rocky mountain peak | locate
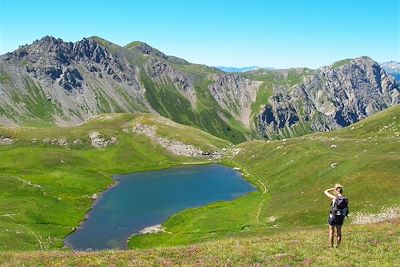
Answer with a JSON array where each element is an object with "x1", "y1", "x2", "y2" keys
[
  {"x1": 35, "y1": 35, "x2": 63, "y2": 47},
  {"x1": 353, "y1": 55, "x2": 376, "y2": 64},
  {"x1": 0, "y1": 36, "x2": 139, "y2": 93},
  {"x1": 349, "y1": 57, "x2": 383, "y2": 76},
  {"x1": 1, "y1": 36, "x2": 111, "y2": 66},
  {"x1": 125, "y1": 41, "x2": 168, "y2": 60},
  {"x1": 257, "y1": 56, "x2": 399, "y2": 139}
]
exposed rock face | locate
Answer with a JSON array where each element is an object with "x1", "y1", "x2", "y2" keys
[
  {"x1": 0, "y1": 36, "x2": 148, "y2": 126},
  {"x1": 6, "y1": 36, "x2": 137, "y2": 87},
  {"x1": 145, "y1": 58, "x2": 197, "y2": 106},
  {"x1": 132, "y1": 42, "x2": 169, "y2": 60},
  {"x1": 257, "y1": 57, "x2": 399, "y2": 138},
  {"x1": 58, "y1": 68, "x2": 83, "y2": 92},
  {"x1": 208, "y1": 74, "x2": 261, "y2": 127}
]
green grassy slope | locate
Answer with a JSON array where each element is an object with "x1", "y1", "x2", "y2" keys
[
  {"x1": 332, "y1": 58, "x2": 352, "y2": 69},
  {"x1": 233, "y1": 106, "x2": 399, "y2": 227},
  {"x1": 130, "y1": 105, "x2": 400, "y2": 247},
  {"x1": 0, "y1": 106, "x2": 398, "y2": 263},
  {"x1": 0, "y1": 73, "x2": 60, "y2": 127},
  {"x1": 139, "y1": 62, "x2": 251, "y2": 144},
  {"x1": 0, "y1": 113, "x2": 230, "y2": 250},
  {"x1": 1, "y1": 220, "x2": 398, "y2": 266}
]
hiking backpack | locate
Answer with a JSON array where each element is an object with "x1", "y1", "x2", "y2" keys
[{"x1": 332, "y1": 196, "x2": 349, "y2": 217}]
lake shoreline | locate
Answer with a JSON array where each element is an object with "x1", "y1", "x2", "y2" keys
[
  {"x1": 64, "y1": 161, "x2": 258, "y2": 251},
  {"x1": 63, "y1": 160, "x2": 217, "y2": 251},
  {"x1": 63, "y1": 176, "x2": 121, "y2": 250}
]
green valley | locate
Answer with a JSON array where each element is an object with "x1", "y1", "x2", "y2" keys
[
  {"x1": 0, "y1": 106, "x2": 398, "y2": 266},
  {"x1": 129, "y1": 106, "x2": 400, "y2": 248},
  {"x1": 1, "y1": 0, "x2": 400, "y2": 265},
  {"x1": 0, "y1": 113, "x2": 230, "y2": 250}
]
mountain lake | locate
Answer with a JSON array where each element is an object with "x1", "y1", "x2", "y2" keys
[{"x1": 64, "y1": 164, "x2": 256, "y2": 250}]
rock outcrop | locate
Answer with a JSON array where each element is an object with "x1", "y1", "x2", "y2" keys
[
  {"x1": 208, "y1": 74, "x2": 261, "y2": 127},
  {"x1": 257, "y1": 57, "x2": 399, "y2": 138},
  {"x1": 0, "y1": 36, "x2": 148, "y2": 126},
  {"x1": 130, "y1": 42, "x2": 169, "y2": 60},
  {"x1": 132, "y1": 123, "x2": 222, "y2": 159},
  {"x1": 0, "y1": 136, "x2": 14, "y2": 145},
  {"x1": 145, "y1": 58, "x2": 197, "y2": 106},
  {"x1": 89, "y1": 131, "x2": 118, "y2": 148}
]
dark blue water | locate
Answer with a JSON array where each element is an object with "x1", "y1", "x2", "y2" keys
[{"x1": 65, "y1": 164, "x2": 255, "y2": 250}]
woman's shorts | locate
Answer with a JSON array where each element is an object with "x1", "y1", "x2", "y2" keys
[{"x1": 328, "y1": 214, "x2": 345, "y2": 226}]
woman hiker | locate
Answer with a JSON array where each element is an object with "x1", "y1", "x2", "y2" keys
[{"x1": 323, "y1": 184, "x2": 349, "y2": 248}]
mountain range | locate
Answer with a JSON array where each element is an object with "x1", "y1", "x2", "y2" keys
[
  {"x1": 214, "y1": 66, "x2": 263, "y2": 73},
  {"x1": 217, "y1": 62, "x2": 400, "y2": 81},
  {"x1": 0, "y1": 36, "x2": 399, "y2": 143},
  {"x1": 381, "y1": 61, "x2": 400, "y2": 81}
]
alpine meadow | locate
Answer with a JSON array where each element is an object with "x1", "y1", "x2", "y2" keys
[{"x1": 0, "y1": 0, "x2": 399, "y2": 266}]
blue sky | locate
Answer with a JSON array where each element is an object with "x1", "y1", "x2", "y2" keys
[{"x1": 0, "y1": 0, "x2": 399, "y2": 68}]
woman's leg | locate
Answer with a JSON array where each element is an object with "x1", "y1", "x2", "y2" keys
[
  {"x1": 329, "y1": 225, "x2": 335, "y2": 248},
  {"x1": 336, "y1": 225, "x2": 342, "y2": 246}
]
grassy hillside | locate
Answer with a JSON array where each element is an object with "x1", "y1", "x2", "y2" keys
[
  {"x1": 139, "y1": 62, "x2": 251, "y2": 144},
  {"x1": 130, "y1": 105, "x2": 400, "y2": 247},
  {"x1": 0, "y1": 106, "x2": 398, "y2": 265},
  {"x1": 233, "y1": 106, "x2": 399, "y2": 226},
  {"x1": 332, "y1": 58, "x2": 352, "y2": 69},
  {"x1": 1, "y1": 219, "x2": 398, "y2": 266},
  {"x1": 0, "y1": 113, "x2": 230, "y2": 250}
]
